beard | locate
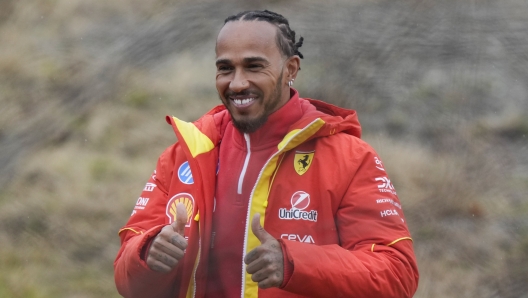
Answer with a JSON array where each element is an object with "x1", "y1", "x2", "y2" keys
[{"x1": 223, "y1": 72, "x2": 284, "y2": 134}]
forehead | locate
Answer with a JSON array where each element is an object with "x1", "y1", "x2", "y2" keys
[{"x1": 216, "y1": 21, "x2": 282, "y2": 61}]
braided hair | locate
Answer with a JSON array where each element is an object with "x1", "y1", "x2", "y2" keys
[{"x1": 224, "y1": 10, "x2": 304, "y2": 59}]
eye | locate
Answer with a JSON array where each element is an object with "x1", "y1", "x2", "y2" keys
[
  {"x1": 217, "y1": 65, "x2": 233, "y2": 73},
  {"x1": 247, "y1": 64, "x2": 263, "y2": 70}
]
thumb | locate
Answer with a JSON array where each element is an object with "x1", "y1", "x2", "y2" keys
[
  {"x1": 251, "y1": 213, "x2": 273, "y2": 243},
  {"x1": 171, "y1": 203, "x2": 187, "y2": 236}
]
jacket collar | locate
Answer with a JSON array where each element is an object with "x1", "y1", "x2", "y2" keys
[{"x1": 184, "y1": 88, "x2": 362, "y2": 150}]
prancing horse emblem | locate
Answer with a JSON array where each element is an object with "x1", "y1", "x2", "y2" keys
[{"x1": 294, "y1": 151, "x2": 315, "y2": 175}]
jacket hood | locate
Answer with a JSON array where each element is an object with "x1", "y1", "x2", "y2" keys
[
  {"x1": 168, "y1": 88, "x2": 362, "y2": 146},
  {"x1": 296, "y1": 94, "x2": 362, "y2": 139}
]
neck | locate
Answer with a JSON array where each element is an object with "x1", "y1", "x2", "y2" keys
[{"x1": 241, "y1": 88, "x2": 300, "y2": 148}]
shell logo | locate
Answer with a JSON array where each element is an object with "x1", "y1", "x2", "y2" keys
[{"x1": 166, "y1": 193, "x2": 194, "y2": 227}]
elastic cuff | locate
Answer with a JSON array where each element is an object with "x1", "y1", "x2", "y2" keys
[
  {"x1": 136, "y1": 225, "x2": 165, "y2": 263},
  {"x1": 278, "y1": 239, "x2": 294, "y2": 288},
  {"x1": 140, "y1": 235, "x2": 156, "y2": 261}
]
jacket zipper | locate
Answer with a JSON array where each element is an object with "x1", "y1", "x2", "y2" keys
[
  {"x1": 237, "y1": 133, "x2": 251, "y2": 195},
  {"x1": 192, "y1": 238, "x2": 200, "y2": 298},
  {"x1": 240, "y1": 118, "x2": 324, "y2": 298}
]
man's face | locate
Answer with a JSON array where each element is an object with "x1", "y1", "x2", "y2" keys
[{"x1": 215, "y1": 21, "x2": 290, "y2": 133}]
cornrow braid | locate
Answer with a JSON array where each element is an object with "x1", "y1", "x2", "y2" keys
[{"x1": 224, "y1": 10, "x2": 304, "y2": 59}]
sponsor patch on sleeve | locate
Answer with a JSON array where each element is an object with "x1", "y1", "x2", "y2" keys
[
  {"x1": 178, "y1": 161, "x2": 194, "y2": 184},
  {"x1": 143, "y1": 182, "x2": 156, "y2": 192},
  {"x1": 166, "y1": 193, "x2": 195, "y2": 226}
]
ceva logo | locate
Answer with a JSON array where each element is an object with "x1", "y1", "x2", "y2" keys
[
  {"x1": 278, "y1": 191, "x2": 318, "y2": 222},
  {"x1": 281, "y1": 234, "x2": 315, "y2": 244}
]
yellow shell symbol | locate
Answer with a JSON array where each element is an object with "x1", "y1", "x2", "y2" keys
[{"x1": 169, "y1": 195, "x2": 193, "y2": 225}]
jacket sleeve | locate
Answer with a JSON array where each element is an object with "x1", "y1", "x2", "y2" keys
[
  {"x1": 280, "y1": 141, "x2": 419, "y2": 298},
  {"x1": 114, "y1": 144, "x2": 181, "y2": 298}
]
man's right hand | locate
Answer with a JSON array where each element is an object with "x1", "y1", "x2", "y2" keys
[{"x1": 146, "y1": 203, "x2": 188, "y2": 273}]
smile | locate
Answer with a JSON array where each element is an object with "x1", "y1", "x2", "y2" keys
[{"x1": 231, "y1": 97, "x2": 256, "y2": 107}]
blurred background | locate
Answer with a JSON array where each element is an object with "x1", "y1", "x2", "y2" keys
[{"x1": 0, "y1": 0, "x2": 527, "y2": 297}]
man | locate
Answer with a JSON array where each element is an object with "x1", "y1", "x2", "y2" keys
[{"x1": 114, "y1": 10, "x2": 419, "y2": 298}]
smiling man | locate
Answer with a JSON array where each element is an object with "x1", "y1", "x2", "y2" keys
[
  {"x1": 114, "y1": 10, "x2": 419, "y2": 298},
  {"x1": 215, "y1": 19, "x2": 298, "y2": 133}
]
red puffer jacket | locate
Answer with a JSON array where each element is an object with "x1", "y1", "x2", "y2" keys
[{"x1": 114, "y1": 90, "x2": 419, "y2": 298}]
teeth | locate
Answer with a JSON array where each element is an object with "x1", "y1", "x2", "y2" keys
[{"x1": 233, "y1": 98, "x2": 255, "y2": 105}]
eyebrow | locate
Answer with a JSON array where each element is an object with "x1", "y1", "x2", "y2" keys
[
  {"x1": 215, "y1": 58, "x2": 231, "y2": 66},
  {"x1": 243, "y1": 57, "x2": 269, "y2": 64},
  {"x1": 215, "y1": 56, "x2": 269, "y2": 66}
]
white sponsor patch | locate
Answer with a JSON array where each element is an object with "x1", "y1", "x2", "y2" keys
[
  {"x1": 280, "y1": 234, "x2": 315, "y2": 243},
  {"x1": 291, "y1": 191, "x2": 310, "y2": 210},
  {"x1": 375, "y1": 177, "x2": 397, "y2": 195},
  {"x1": 374, "y1": 156, "x2": 385, "y2": 171},
  {"x1": 279, "y1": 191, "x2": 318, "y2": 222},
  {"x1": 143, "y1": 182, "x2": 156, "y2": 192},
  {"x1": 133, "y1": 197, "x2": 150, "y2": 210},
  {"x1": 376, "y1": 198, "x2": 402, "y2": 209},
  {"x1": 130, "y1": 196, "x2": 150, "y2": 216},
  {"x1": 380, "y1": 209, "x2": 399, "y2": 218}
]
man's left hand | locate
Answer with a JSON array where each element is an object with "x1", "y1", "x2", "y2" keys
[{"x1": 244, "y1": 213, "x2": 284, "y2": 289}]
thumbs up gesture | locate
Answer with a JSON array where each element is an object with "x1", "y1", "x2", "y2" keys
[
  {"x1": 146, "y1": 203, "x2": 188, "y2": 273},
  {"x1": 244, "y1": 213, "x2": 284, "y2": 289}
]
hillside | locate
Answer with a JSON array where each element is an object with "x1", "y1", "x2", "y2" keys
[{"x1": 0, "y1": 0, "x2": 527, "y2": 297}]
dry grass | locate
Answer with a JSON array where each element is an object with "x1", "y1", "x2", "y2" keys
[
  {"x1": 0, "y1": 0, "x2": 527, "y2": 297},
  {"x1": 368, "y1": 134, "x2": 528, "y2": 297}
]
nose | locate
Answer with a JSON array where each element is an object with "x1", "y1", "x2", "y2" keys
[{"x1": 229, "y1": 70, "x2": 249, "y2": 92}]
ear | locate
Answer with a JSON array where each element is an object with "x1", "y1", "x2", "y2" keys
[{"x1": 285, "y1": 55, "x2": 301, "y2": 83}]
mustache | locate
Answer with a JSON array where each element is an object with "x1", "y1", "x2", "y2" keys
[{"x1": 224, "y1": 89, "x2": 261, "y2": 98}]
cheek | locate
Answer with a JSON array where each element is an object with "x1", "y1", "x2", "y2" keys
[
  {"x1": 216, "y1": 76, "x2": 229, "y2": 95},
  {"x1": 249, "y1": 75, "x2": 273, "y2": 91}
]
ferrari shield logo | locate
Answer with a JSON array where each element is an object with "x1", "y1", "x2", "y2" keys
[{"x1": 294, "y1": 151, "x2": 314, "y2": 175}]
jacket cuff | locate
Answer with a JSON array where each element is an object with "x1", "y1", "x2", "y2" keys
[
  {"x1": 140, "y1": 232, "x2": 158, "y2": 261},
  {"x1": 131, "y1": 225, "x2": 166, "y2": 267},
  {"x1": 278, "y1": 239, "x2": 294, "y2": 288}
]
